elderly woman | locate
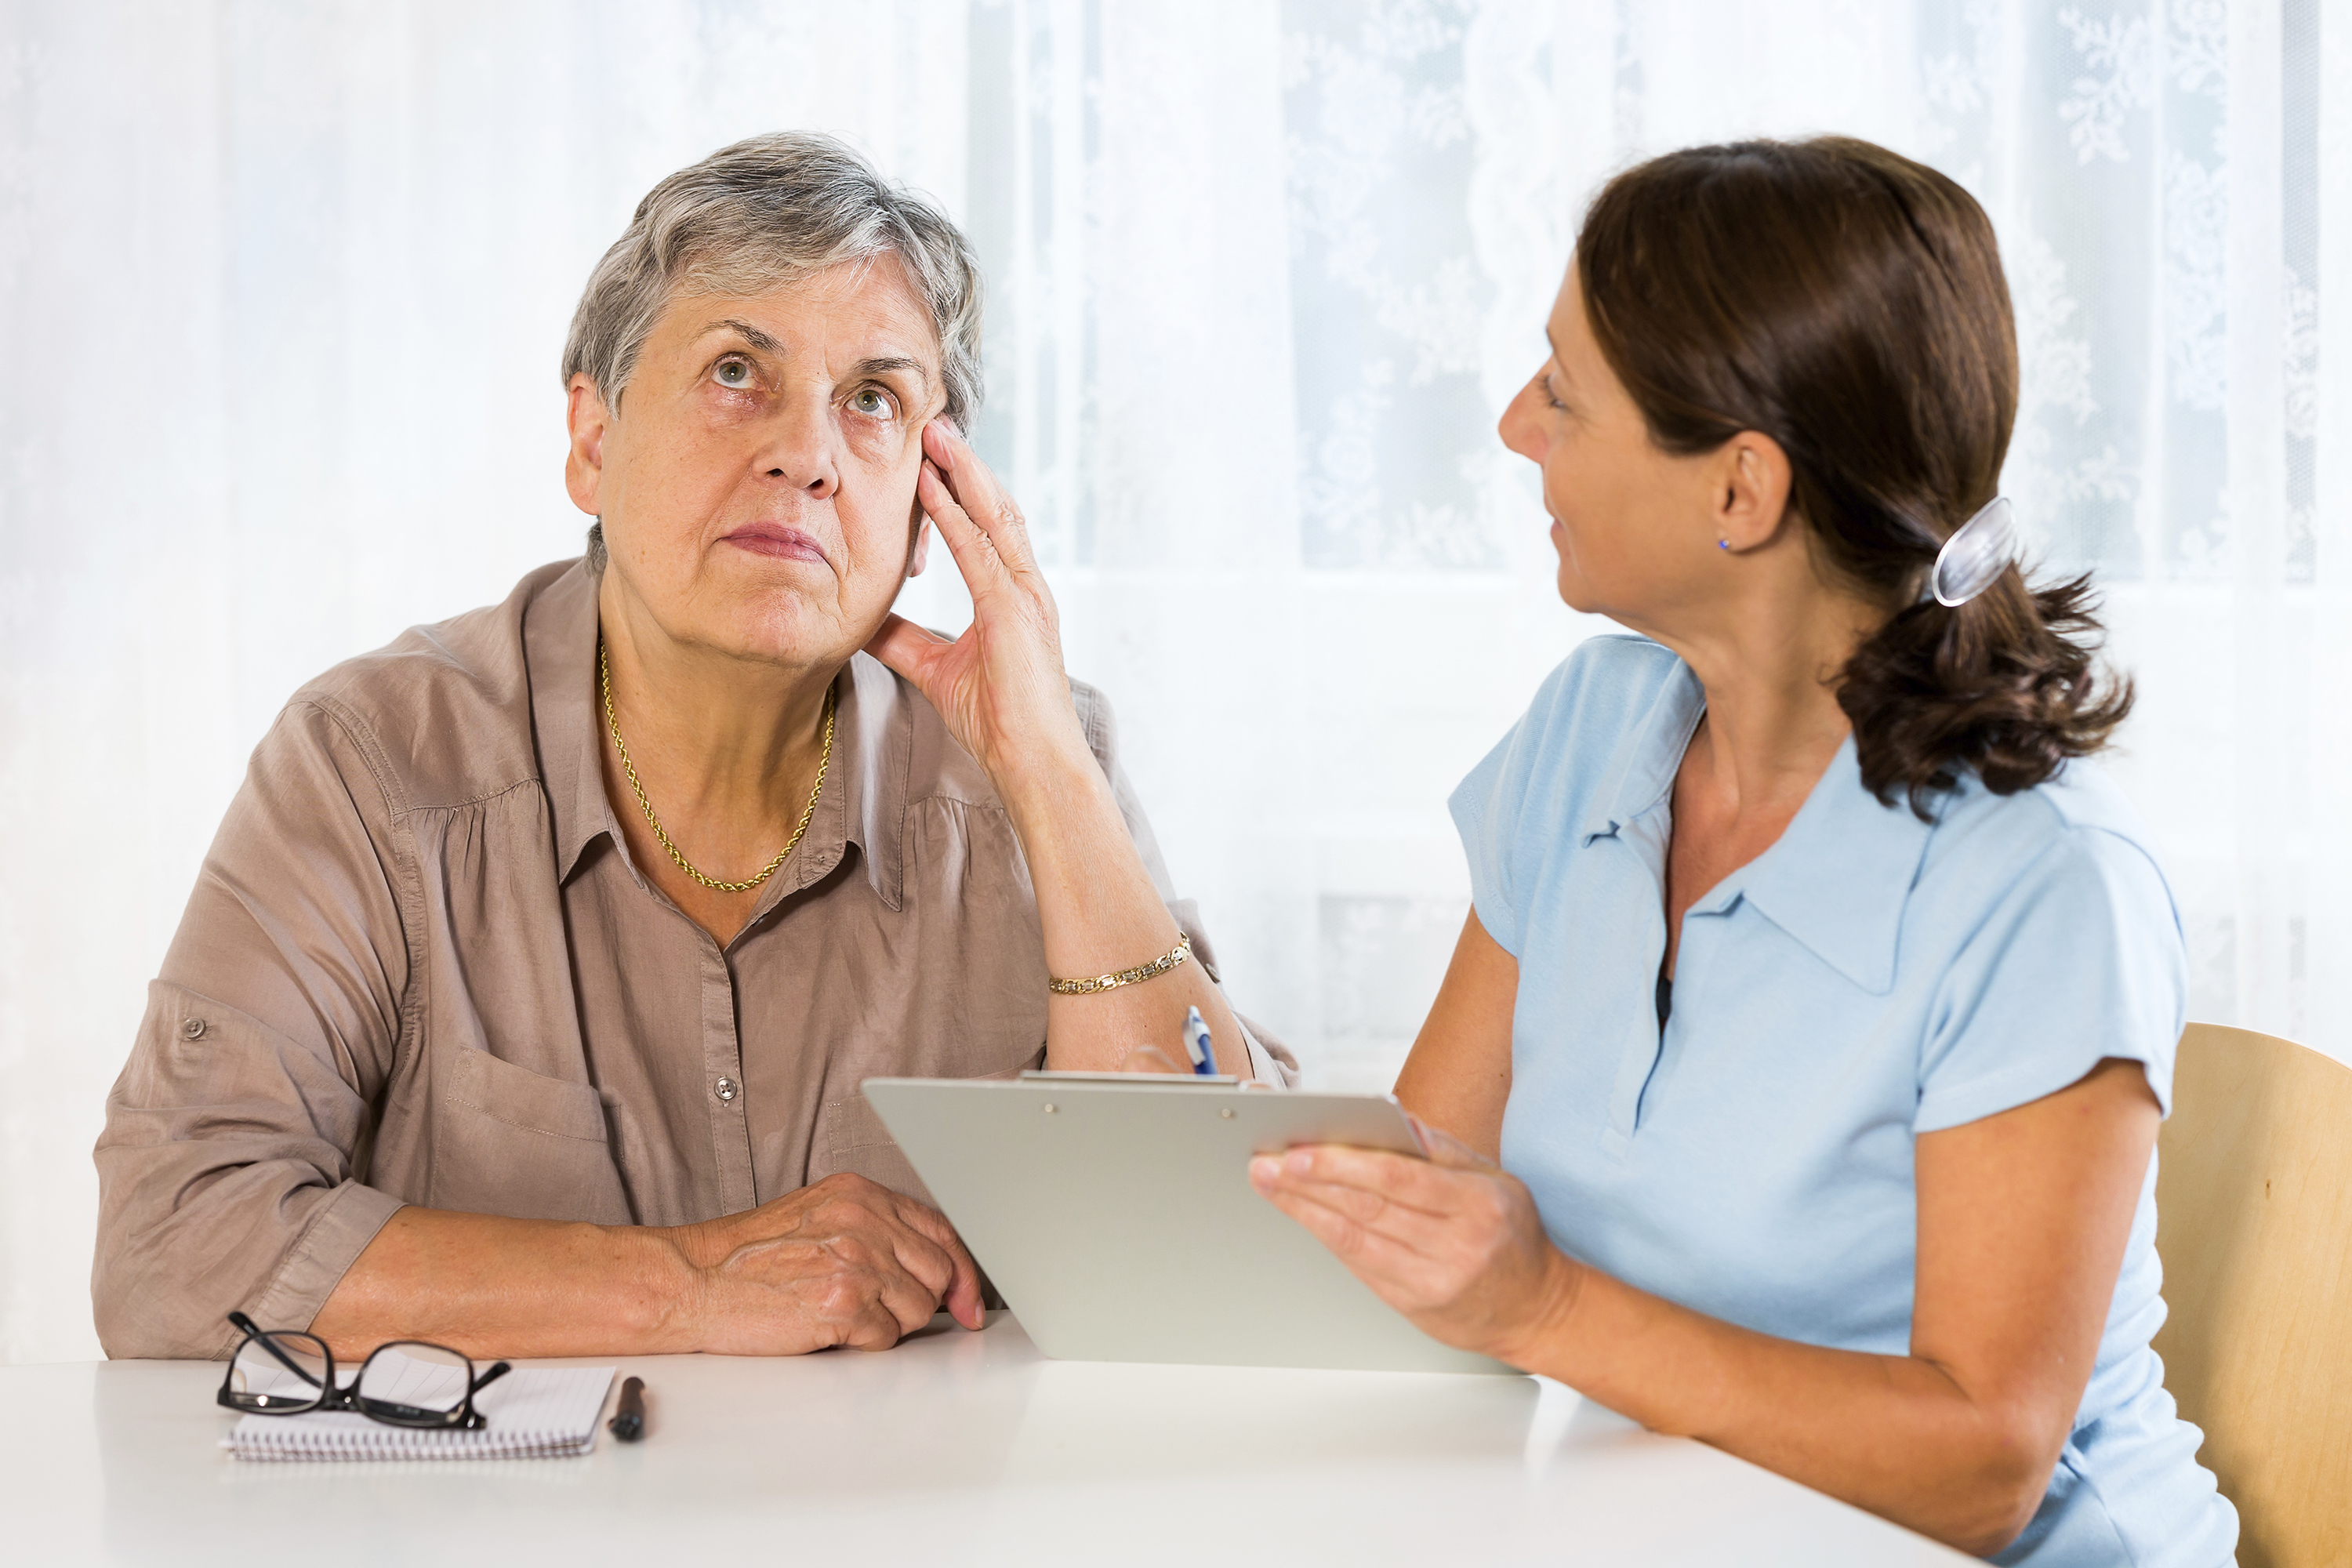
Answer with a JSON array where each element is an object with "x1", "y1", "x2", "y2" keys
[
  {"x1": 1251, "y1": 140, "x2": 2234, "y2": 1565},
  {"x1": 94, "y1": 132, "x2": 1287, "y2": 1362}
]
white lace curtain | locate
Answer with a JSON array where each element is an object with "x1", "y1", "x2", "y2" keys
[{"x1": 2, "y1": 0, "x2": 2341, "y2": 1362}]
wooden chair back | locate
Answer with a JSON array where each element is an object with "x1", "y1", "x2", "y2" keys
[{"x1": 2152, "y1": 1022, "x2": 2352, "y2": 1568}]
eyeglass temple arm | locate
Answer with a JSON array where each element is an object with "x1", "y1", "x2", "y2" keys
[
  {"x1": 225, "y1": 1311, "x2": 328, "y2": 1386},
  {"x1": 470, "y1": 1360, "x2": 514, "y2": 1396}
]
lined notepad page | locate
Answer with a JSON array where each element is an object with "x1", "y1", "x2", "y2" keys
[{"x1": 224, "y1": 1356, "x2": 615, "y2": 1461}]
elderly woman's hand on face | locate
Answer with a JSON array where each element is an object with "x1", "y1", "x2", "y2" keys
[
  {"x1": 1248, "y1": 1122, "x2": 1584, "y2": 1367},
  {"x1": 860, "y1": 424, "x2": 1254, "y2": 1080},
  {"x1": 863, "y1": 423, "x2": 1093, "y2": 789}
]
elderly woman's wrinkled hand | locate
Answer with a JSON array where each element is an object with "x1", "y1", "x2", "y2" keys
[
  {"x1": 676, "y1": 1171, "x2": 986, "y2": 1355},
  {"x1": 1247, "y1": 1121, "x2": 1584, "y2": 1368},
  {"x1": 865, "y1": 420, "x2": 1092, "y2": 793}
]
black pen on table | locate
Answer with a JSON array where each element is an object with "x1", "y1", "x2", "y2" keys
[{"x1": 609, "y1": 1376, "x2": 647, "y2": 1442}]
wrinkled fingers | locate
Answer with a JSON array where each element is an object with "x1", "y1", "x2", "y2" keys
[
  {"x1": 831, "y1": 1293, "x2": 921, "y2": 1352},
  {"x1": 916, "y1": 460, "x2": 1011, "y2": 593},
  {"x1": 815, "y1": 1236, "x2": 946, "y2": 1343},
  {"x1": 883, "y1": 1196, "x2": 985, "y2": 1323},
  {"x1": 922, "y1": 420, "x2": 1036, "y2": 572},
  {"x1": 877, "y1": 1218, "x2": 963, "y2": 1307}
]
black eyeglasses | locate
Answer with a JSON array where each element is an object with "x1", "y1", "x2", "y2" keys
[{"x1": 217, "y1": 1310, "x2": 514, "y2": 1432}]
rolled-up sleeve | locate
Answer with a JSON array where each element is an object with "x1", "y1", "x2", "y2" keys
[{"x1": 93, "y1": 700, "x2": 412, "y2": 1358}]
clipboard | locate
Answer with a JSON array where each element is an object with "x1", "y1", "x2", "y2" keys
[{"x1": 861, "y1": 1076, "x2": 1517, "y2": 1375}]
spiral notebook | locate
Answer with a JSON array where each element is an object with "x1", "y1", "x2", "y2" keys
[{"x1": 222, "y1": 1356, "x2": 616, "y2": 1462}]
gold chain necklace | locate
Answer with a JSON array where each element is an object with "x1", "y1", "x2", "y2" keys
[{"x1": 598, "y1": 637, "x2": 835, "y2": 895}]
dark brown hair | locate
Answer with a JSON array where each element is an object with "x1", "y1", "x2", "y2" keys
[{"x1": 1575, "y1": 136, "x2": 2131, "y2": 817}]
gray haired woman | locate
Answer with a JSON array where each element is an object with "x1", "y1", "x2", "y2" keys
[{"x1": 93, "y1": 133, "x2": 1289, "y2": 1361}]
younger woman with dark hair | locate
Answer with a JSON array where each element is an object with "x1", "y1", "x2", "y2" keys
[{"x1": 1252, "y1": 138, "x2": 2235, "y2": 1566}]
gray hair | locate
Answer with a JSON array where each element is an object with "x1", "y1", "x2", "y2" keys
[{"x1": 563, "y1": 132, "x2": 985, "y2": 569}]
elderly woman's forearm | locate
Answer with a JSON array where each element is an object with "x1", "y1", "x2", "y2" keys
[
  {"x1": 1005, "y1": 747, "x2": 1249, "y2": 1076},
  {"x1": 307, "y1": 1207, "x2": 702, "y2": 1360},
  {"x1": 307, "y1": 1173, "x2": 982, "y2": 1359}
]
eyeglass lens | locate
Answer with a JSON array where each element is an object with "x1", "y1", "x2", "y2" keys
[
  {"x1": 354, "y1": 1341, "x2": 477, "y2": 1424},
  {"x1": 226, "y1": 1331, "x2": 332, "y2": 1414}
]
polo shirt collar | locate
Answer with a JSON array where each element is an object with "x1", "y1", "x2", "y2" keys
[
  {"x1": 524, "y1": 561, "x2": 909, "y2": 911},
  {"x1": 1706, "y1": 735, "x2": 1937, "y2": 996},
  {"x1": 1578, "y1": 655, "x2": 1707, "y2": 847},
  {"x1": 1570, "y1": 645, "x2": 1936, "y2": 996}
]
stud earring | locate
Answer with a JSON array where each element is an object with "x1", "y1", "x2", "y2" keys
[{"x1": 1717, "y1": 539, "x2": 1731, "y2": 551}]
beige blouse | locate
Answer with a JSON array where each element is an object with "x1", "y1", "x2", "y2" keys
[{"x1": 93, "y1": 560, "x2": 1289, "y2": 1359}]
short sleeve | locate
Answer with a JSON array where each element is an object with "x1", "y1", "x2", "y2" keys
[
  {"x1": 1449, "y1": 722, "x2": 1532, "y2": 958},
  {"x1": 1913, "y1": 827, "x2": 2186, "y2": 1134},
  {"x1": 1446, "y1": 637, "x2": 1689, "y2": 963}
]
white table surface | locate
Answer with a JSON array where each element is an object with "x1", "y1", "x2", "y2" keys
[{"x1": 1, "y1": 1313, "x2": 1968, "y2": 1566}]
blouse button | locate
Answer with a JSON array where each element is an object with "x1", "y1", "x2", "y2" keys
[
  {"x1": 713, "y1": 1076, "x2": 740, "y2": 1103},
  {"x1": 180, "y1": 1018, "x2": 207, "y2": 1040}
]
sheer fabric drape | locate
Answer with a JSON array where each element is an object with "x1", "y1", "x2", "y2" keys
[{"x1": 2, "y1": 0, "x2": 2339, "y2": 1360}]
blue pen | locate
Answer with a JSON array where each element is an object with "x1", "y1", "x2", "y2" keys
[{"x1": 1181, "y1": 1006, "x2": 1216, "y2": 1076}]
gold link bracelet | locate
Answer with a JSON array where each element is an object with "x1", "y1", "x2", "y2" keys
[{"x1": 1047, "y1": 932, "x2": 1192, "y2": 996}]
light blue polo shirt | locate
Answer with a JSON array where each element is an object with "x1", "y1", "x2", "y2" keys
[{"x1": 1453, "y1": 636, "x2": 2235, "y2": 1568}]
